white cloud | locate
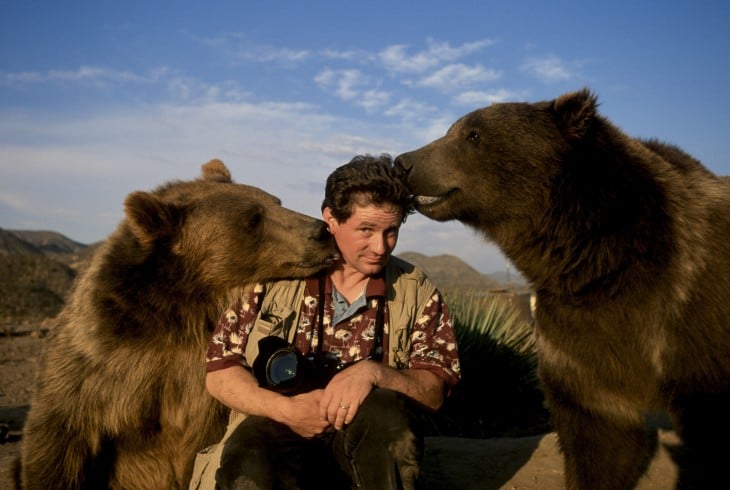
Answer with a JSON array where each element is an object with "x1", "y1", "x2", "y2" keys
[
  {"x1": 521, "y1": 55, "x2": 574, "y2": 82},
  {"x1": 195, "y1": 33, "x2": 310, "y2": 64},
  {"x1": 235, "y1": 46, "x2": 310, "y2": 63},
  {"x1": 315, "y1": 68, "x2": 367, "y2": 101},
  {"x1": 424, "y1": 38, "x2": 497, "y2": 61},
  {"x1": 0, "y1": 189, "x2": 46, "y2": 216},
  {"x1": 312, "y1": 68, "x2": 393, "y2": 114},
  {"x1": 321, "y1": 48, "x2": 373, "y2": 62},
  {"x1": 167, "y1": 77, "x2": 252, "y2": 103},
  {"x1": 3, "y1": 66, "x2": 169, "y2": 86},
  {"x1": 357, "y1": 89, "x2": 390, "y2": 112},
  {"x1": 379, "y1": 38, "x2": 497, "y2": 74},
  {"x1": 2, "y1": 66, "x2": 246, "y2": 107},
  {"x1": 416, "y1": 63, "x2": 502, "y2": 92},
  {"x1": 453, "y1": 88, "x2": 523, "y2": 106},
  {"x1": 382, "y1": 98, "x2": 438, "y2": 124}
]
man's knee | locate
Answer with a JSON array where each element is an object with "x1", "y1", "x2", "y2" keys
[
  {"x1": 357, "y1": 388, "x2": 422, "y2": 439},
  {"x1": 357, "y1": 388, "x2": 411, "y2": 422},
  {"x1": 347, "y1": 388, "x2": 423, "y2": 454}
]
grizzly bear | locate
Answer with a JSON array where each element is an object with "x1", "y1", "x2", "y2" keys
[
  {"x1": 20, "y1": 160, "x2": 337, "y2": 489},
  {"x1": 395, "y1": 89, "x2": 730, "y2": 489}
]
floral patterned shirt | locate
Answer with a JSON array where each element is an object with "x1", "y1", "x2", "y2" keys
[{"x1": 206, "y1": 272, "x2": 460, "y2": 389}]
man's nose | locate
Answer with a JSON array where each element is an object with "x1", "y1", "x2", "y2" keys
[{"x1": 370, "y1": 234, "x2": 387, "y2": 254}]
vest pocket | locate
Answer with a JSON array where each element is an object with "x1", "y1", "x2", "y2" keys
[{"x1": 244, "y1": 305, "x2": 297, "y2": 367}]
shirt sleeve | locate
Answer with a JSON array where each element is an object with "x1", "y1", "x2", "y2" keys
[
  {"x1": 206, "y1": 284, "x2": 265, "y2": 372},
  {"x1": 407, "y1": 289, "x2": 461, "y2": 389}
]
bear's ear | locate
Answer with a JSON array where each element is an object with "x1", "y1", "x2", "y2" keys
[
  {"x1": 124, "y1": 191, "x2": 181, "y2": 251},
  {"x1": 200, "y1": 159, "x2": 232, "y2": 183},
  {"x1": 552, "y1": 88, "x2": 598, "y2": 141}
]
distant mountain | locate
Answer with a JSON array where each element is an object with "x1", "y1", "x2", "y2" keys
[
  {"x1": 0, "y1": 227, "x2": 527, "y2": 324},
  {"x1": 0, "y1": 228, "x2": 79, "y2": 322},
  {"x1": 9, "y1": 229, "x2": 87, "y2": 254},
  {"x1": 8, "y1": 229, "x2": 99, "y2": 270},
  {"x1": 0, "y1": 228, "x2": 44, "y2": 256},
  {"x1": 485, "y1": 269, "x2": 528, "y2": 288},
  {"x1": 396, "y1": 251, "x2": 506, "y2": 293}
]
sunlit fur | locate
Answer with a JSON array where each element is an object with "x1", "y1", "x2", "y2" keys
[
  {"x1": 396, "y1": 89, "x2": 730, "y2": 489},
  {"x1": 20, "y1": 160, "x2": 335, "y2": 489}
]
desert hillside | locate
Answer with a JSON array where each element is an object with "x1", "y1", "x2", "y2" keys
[{"x1": 0, "y1": 227, "x2": 522, "y2": 328}]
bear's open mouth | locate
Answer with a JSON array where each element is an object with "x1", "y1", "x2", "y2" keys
[
  {"x1": 291, "y1": 252, "x2": 340, "y2": 269},
  {"x1": 415, "y1": 195, "x2": 442, "y2": 206},
  {"x1": 414, "y1": 188, "x2": 457, "y2": 209}
]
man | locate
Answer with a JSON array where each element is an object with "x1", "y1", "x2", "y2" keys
[{"x1": 200, "y1": 155, "x2": 460, "y2": 489}]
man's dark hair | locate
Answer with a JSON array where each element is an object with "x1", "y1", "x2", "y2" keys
[{"x1": 321, "y1": 154, "x2": 415, "y2": 223}]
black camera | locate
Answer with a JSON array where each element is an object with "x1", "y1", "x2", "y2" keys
[{"x1": 252, "y1": 336, "x2": 349, "y2": 395}]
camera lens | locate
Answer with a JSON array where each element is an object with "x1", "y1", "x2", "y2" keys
[{"x1": 266, "y1": 350, "x2": 299, "y2": 385}]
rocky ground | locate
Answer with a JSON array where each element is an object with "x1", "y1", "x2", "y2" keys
[
  {"x1": 1, "y1": 322, "x2": 681, "y2": 489},
  {"x1": 1, "y1": 327, "x2": 43, "y2": 489}
]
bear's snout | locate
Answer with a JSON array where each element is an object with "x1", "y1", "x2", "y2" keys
[
  {"x1": 393, "y1": 154, "x2": 412, "y2": 177},
  {"x1": 308, "y1": 220, "x2": 331, "y2": 242}
]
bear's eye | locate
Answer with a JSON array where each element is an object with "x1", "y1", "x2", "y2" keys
[
  {"x1": 248, "y1": 211, "x2": 262, "y2": 230},
  {"x1": 467, "y1": 130, "x2": 480, "y2": 143}
]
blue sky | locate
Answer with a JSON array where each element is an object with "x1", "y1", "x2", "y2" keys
[{"x1": 1, "y1": 1, "x2": 729, "y2": 274}]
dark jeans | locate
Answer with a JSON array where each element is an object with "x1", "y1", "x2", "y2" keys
[{"x1": 215, "y1": 388, "x2": 429, "y2": 490}]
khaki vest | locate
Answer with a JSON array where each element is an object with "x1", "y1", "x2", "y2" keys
[{"x1": 189, "y1": 257, "x2": 436, "y2": 489}]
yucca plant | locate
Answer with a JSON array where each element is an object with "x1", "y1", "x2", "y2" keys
[
  {"x1": 451, "y1": 293, "x2": 535, "y2": 359},
  {"x1": 434, "y1": 292, "x2": 550, "y2": 438}
]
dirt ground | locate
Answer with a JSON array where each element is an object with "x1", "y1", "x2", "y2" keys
[{"x1": 1, "y1": 324, "x2": 681, "y2": 489}]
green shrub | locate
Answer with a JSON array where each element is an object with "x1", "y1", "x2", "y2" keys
[
  {"x1": 434, "y1": 292, "x2": 550, "y2": 438},
  {"x1": 450, "y1": 293, "x2": 535, "y2": 359}
]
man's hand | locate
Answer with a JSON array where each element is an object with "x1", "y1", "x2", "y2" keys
[
  {"x1": 282, "y1": 390, "x2": 334, "y2": 438},
  {"x1": 318, "y1": 360, "x2": 379, "y2": 430},
  {"x1": 206, "y1": 366, "x2": 335, "y2": 438},
  {"x1": 317, "y1": 361, "x2": 446, "y2": 430}
]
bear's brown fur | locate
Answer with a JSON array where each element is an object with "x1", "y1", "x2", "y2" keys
[
  {"x1": 20, "y1": 160, "x2": 337, "y2": 489},
  {"x1": 396, "y1": 89, "x2": 730, "y2": 489}
]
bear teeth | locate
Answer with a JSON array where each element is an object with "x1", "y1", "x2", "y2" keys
[{"x1": 415, "y1": 195, "x2": 442, "y2": 206}]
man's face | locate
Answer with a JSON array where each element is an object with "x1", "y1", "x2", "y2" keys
[{"x1": 324, "y1": 202, "x2": 403, "y2": 277}]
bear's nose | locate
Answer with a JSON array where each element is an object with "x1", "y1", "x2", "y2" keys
[
  {"x1": 393, "y1": 155, "x2": 412, "y2": 176},
  {"x1": 310, "y1": 221, "x2": 330, "y2": 242}
]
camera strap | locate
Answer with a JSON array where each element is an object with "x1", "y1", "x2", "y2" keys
[
  {"x1": 315, "y1": 273, "x2": 326, "y2": 356},
  {"x1": 371, "y1": 298, "x2": 385, "y2": 362}
]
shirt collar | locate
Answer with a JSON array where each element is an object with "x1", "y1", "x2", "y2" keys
[{"x1": 304, "y1": 270, "x2": 387, "y2": 299}]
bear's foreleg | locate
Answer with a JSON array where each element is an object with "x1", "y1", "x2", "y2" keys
[
  {"x1": 667, "y1": 390, "x2": 730, "y2": 487},
  {"x1": 21, "y1": 412, "x2": 112, "y2": 489},
  {"x1": 108, "y1": 390, "x2": 227, "y2": 489},
  {"x1": 548, "y1": 396, "x2": 657, "y2": 490},
  {"x1": 108, "y1": 425, "x2": 212, "y2": 489}
]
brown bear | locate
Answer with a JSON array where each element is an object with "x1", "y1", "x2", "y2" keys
[
  {"x1": 20, "y1": 159, "x2": 338, "y2": 489},
  {"x1": 395, "y1": 89, "x2": 730, "y2": 489}
]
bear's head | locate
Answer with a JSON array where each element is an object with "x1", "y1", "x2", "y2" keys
[
  {"x1": 395, "y1": 89, "x2": 679, "y2": 293},
  {"x1": 121, "y1": 159, "x2": 338, "y2": 294},
  {"x1": 395, "y1": 88, "x2": 600, "y2": 232}
]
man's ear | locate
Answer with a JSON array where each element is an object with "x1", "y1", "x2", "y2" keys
[{"x1": 322, "y1": 207, "x2": 337, "y2": 232}]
